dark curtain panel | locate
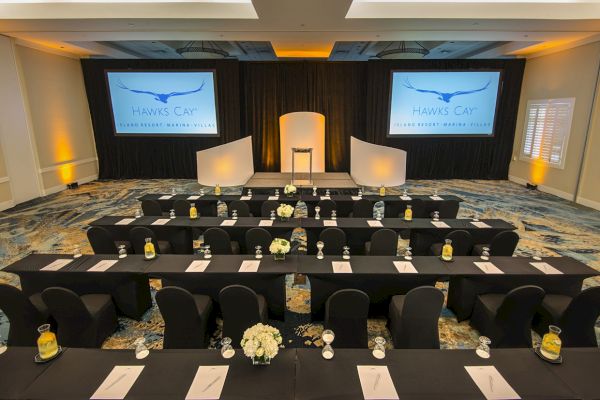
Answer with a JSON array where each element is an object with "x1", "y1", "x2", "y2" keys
[
  {"x1": 365, "y1": 59, "x2": 526, "y2": 179},
  {"x1": 81, "y1": 59, "x2": 241, "y2": 179}
]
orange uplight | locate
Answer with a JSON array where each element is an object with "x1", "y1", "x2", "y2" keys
[
  {"x1": 509, "y1": 39, "x2": 576, "y2": 56},
  {"x1": 530, "y1": 158, "x2": 548, "y2": 186},
  {"x1": 272, "y1": 41, "x2": 334, "y2": 59},
  {"x1": 50, "y1": 115, "x2": 75, "y2": 184},
  {"x1": 214, "y1": 156, "x2": 234, "y2": 179},
  {"x1": 370, "y1": 158, "x2": 393, "y2": 181}
]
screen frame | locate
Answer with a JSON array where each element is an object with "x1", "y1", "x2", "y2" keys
[
  {"x1": 104, "y1": 68, "x2": 221, "y2": 138},
  {"x1": 386, "y1": 68, "x2": 504, "y2": 139}
]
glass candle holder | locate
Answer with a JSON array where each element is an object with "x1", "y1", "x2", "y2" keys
[
  {"x1": 372, "y1": 337, "x2": 386, "y2": 359},
  {"x1": 433, "y1": 211, "x2": 440, "y2": 221},
  {"x1": 255, "y1": 245, "x2": 263, "y2": 260},
  {"x1": 342, "y1": 246, "x2": 351, "y2": 260},
  {"x1": 134, "y1": 337, "x2": 149, "y2": 359},
  {"x1": 232, "y1": 210, "x2": 238, "y2": 220},
  {"x1": 118, "y1": 245, "x2": 127, "y2": 259},
  {"x1": 404, "y1": 247, "x2": 413, "y2": 261},
  {"x1": 221, "y1": 337, "x2": 235, "y2": 359},
  {"x1": 314, "y1": 206, "x2": 321, "y2": 220},
  {"x1": 316, "y1": 241, "x2": 325, "y2": 260},
  {"x1": 481, "y1": 247, "x2": 490, "y2": 261},
  {"x1": 476, "y1": 336, "x2": 491, "y2": 359},
  {"x1": 203, "y1": 245, "x2": 212, "y2": 259},
  {"x1": 270, "y1": 210, "x2": 276, "y2": 220},
  {"x1": 169, "y1": 209, "x2": 176, "y2": 219}
]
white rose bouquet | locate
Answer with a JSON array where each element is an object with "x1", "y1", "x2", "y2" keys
[
  {"x1": 284, "y1": 184, "x2": 297, "y2": 195},
  {"x1": 276, "y1": 204, "x2": 294, "y2": 219},
  {"x1": 269, "y1": 238, "x2": 290, "y2": 260},
  {"x1": 241, "y1": 323, "x2": 283, "y2": 364}
]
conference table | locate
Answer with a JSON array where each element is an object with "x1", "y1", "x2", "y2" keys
[
  {"x1": 89, "y1": 216, "x2": 516, "y2": 255},
  {"x1": 1, "y1": 347, "x2": 598, "y2": 399},
  {"x1": 138, "y1": 193, "x2": 464, "y2": 218}
]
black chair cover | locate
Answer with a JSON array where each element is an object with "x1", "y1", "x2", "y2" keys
[
  {"x1": 129, "y1": 226, "x2": 171, "y2": 254},
  {"x1": 430, "y1": 230, "x2": 474, "y2": 256},
  {"x1": 319, "y1": 228, "x2": 347, "y2": 256},
  {"x1": 261, "y1": 201, "x2": 280, "y2": 218},
  {"x1": 173, "y1": 199, "x2": 191, "y2": 217},
  {"x1": 87, "y1": 226, "x2": 119, "y2": 254},
  {"x1": 473, "y1": 231, "x2": 520, "y2": 256},
  {"x1": 141, "y1": 200, "x2": 163, "y2": 216},
  {"x1": 229, "y1": 200, "x2": 251, "y2": 217},
  {"x1": 219, "y1": 285, "x2": 268, "y2": 346},
  {"x1": 317, "y1": 199, "x2": 337, "y2": 218},
  {"x1": 352, "y1": 199, "x2": 373, "y2": 218},
  {"x1": 324, "y1": 289, "x2": 369, "y2": 348},
  {"x1": 367, "y1": 229, "x2": 398, "y2": 256},
  {"x1": 0, "y1": 284, "x2": 51, "y2": 346},
  {"x1": 245, "y1": 228, "x2": 272, "y2": 255},
  {"x1": 204, "y1": 227, "x2": 239, "y2": 255}
]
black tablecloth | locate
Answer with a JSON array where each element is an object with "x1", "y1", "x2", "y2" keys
[
  {"x1": 0, "y1": 346, "x2": 54, "y2": 400},
  {"x1": 147, "y1": 254, "x2": 297, "y2": 318},
  {"x1": 21, "y1": 348, "x2": 296, "y2": 400},
  {"x1": 4, "y1": 254, "x2": 152, "y2": 320},
  {"x1": 548, "y1": 348, "x2": 600, "y2": 400},
  {"x1": 139, "y1": 193, "x2": 464, "y2": 218},
  {"x1": 446, "y1": 256, "x2": 598, "y2": 321},
  {"x1": 295, "y1": 348, "x2": 581, "y2": 400}
]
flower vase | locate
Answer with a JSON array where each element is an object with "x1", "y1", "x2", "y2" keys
[
  {"x1": 279, "y1": 216, "x2": 289, "y2": 222},
  {"x1": 273, "y1": 253, "x2": 286, "y2": 261},
  {"x1": 252, "y1": 355, "x2": 271, "y2": 366}
]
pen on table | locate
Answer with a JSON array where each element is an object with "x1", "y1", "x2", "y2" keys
[
  {"x1": 489, "y1": 375, "x2": 494, "y2": 393},
  {"x1": 105, "y1": 373, "x2": 127, "y2": 390},
  {"x1": 373, "y1": 373, "x2": 381, "y2": 391},
  {"x1": 203, "y1": 376, "x2": 221, "y2": 392}
]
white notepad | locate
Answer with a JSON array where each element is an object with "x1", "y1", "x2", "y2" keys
[
  {"x1": 239, "y1": 260, "x2": 261, "y2": 272},
  {"x1": 470, "y1": 221, "x2": 492, "y2": 228},
  {"x1": 464, "y1": 366, "x2": 521, "y2": 400},
  {"x1": 115, "y1": 218, "x2": 135, "y2": 226},
  {"x1": 88, "y1": 260, "x2": 119, "y2": 272},
  {"x1": 220, "y1": 220, "x2": 236, "y2": 226},
  {"x1": 41, "y1": 258, "x2": 73, "y2": 271},
  {"x1": 240, "y1": 196, "x2": 252, "y2": 201},
  {"x1": 91, "y1": 365, "x2": 145, "y2": 400},
  {"x1": 367, "y1": 220, "x2": 383, "y2": 227},
  {"x1": 323, "y1": 220, "x2": 337, "y2": 227},
  {"x1": 185, "y1": 366, "x2": 229, "y2": 400},
  {"x1": 530, "y1": 262, "x2": 563, "y2": 275},
  {"x1": 431, "y1": 221, "x2": 450, "y2": 228},
  {"x1": 400, "y1": 196, "x2": 412, "y2": 201},
  {"x1": 259, "y1": 220, "x2": 274, "y2": 227},
  {"x1": 351, "y1": 196, "x2": 361, "y2": 201},
  {"x1": 159, "y1": 195, "x2": 173, "y2": 200},
  {"x1": 393, "y1": 261, "x2": 418, "y2": 274},
  {"x1": 332, "y1": 261, "x2": 352, "y2": 274},
  {"x1": 430, "y1": 195, "x2": 444, "y2": 201},
  {"x1": 268, "y1": 196, "x2": 279, "y2": 200},
  {"x1": 188, "y1": 195, "x2": 201, "y2": 200},
  {"x1": 320, "y1": 196, "x2": 331, "y2": 200},
  {"x1": 152, "y1": 218, "x2": 171, "y2": 226},
  {"x1": 357, "y1": 365, "x2": 399, "y2": 400},
  {"x1": 186, "y1": 260, "x2": 211, "y2": 273},
  {"x1": 474, "y1": 262, "x2": 504, "y2": 274}
]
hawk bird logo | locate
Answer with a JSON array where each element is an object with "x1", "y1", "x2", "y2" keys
[
  {"x1": 402, "y1": 79, "x2": 491, "y2": 103},
  {"x1": 116, "y1": 79, "x2": 206, "y2": 104}
]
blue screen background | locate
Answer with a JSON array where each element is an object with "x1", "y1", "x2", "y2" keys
[{"x1": 389, "y1": 71, "x2": 501, "y2": 136}]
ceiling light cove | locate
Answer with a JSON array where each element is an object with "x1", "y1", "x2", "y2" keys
[{"x1": 272, "y1": 41, "x2": 334, "y2": 59}]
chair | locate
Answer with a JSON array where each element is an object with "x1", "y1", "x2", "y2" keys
[
  {"x1": 0, "y1": 284, "x2": 51, "y2": 346},
  {"x1": 324, "y1": 289, "x2": 369, "y2": 348},
  {"x1": 229, "y1": 200, "x2": 251, "y2": 217},
  {"x1": 470, "y1": 285, "x2": 545, "y2": 348},
  {"x1": 245, "y1": 228, "x2": 272, "y2": 255},
  {"x1": 128, "y1": 226, "x2": 172, "y2": 255},
  {"x1": 261, "y1": 200, "x2": 279, "y2": 218},
  {"x1": 388, "y1": 286, "x2": 444, "y2": 349},
  {"x1": 141, "y1": 199, "x2": 163, "y2": 216},
  {"x1": 533, "y1": 287, "x2": 600, "y2": 347},
  {"x1": 317, "y1": 199, "x2": 337, "y2": 218},
  {"x1": 407, "y1": 198, "x2": 425, "y2": 219},
  {"x1": 431, "y1": 200, "x2": 460, "y2": 219},
  {"x1": 203, "y1": 227, "x2": 240, "y2": 255},
  {"x1": 173, "y1": 199, "x2": 191, "y2": 217},
  {"x1": 319, "y1": 228, "x2": 347, "y2": 255},
  {"x1": 41, "y1": 287, "x2": 117, "y2": 348},
  {"x1": 365, "y1": 229, "x2": 398, "y2": 256},
  {"x1": 87, "y1": 226, "x2": 131, "y2": 255},
  {"x1": 429, "y1": 230, "x2": 474, "y2": 256},
  {"x1": 219, "y1": 285, "x2": 268, "y2": 345},
  {"x1": 156, "y1": 287, "x2": 213, "y2": 349},
  {"x1": 351, "y1": 199, "x2": 373, "y2": 218},
  {"x1": 472, "y1": 231, "x2": 519, "y2": 256}
]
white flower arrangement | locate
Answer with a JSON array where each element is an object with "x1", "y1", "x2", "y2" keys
[
  {"x1": 284, "y1": 184, "x2": 297, "y2": 195},
  {"x1": 269, "y1": 238, "x2": 290, "y2": 255},
  {"x1": 241, "y1": 323, "x2": 283, "y2": 362},
  {"x1": 276, "y1": 204, "x2": 294, "y2": 218}
]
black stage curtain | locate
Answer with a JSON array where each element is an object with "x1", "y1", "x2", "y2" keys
[
  {"x1": 365, "y1": 59, "x2": 526, "y2": 179},
  {"x1": 82, "y1": 58, "x2": 524, "y2": 179},
  {"x1": 81, "y1": 59, "x2": 241, "y2": 179}
]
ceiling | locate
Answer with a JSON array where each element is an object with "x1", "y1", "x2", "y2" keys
[{"x1": 0, "y1": 0, "x2": 599, "y2": 60}]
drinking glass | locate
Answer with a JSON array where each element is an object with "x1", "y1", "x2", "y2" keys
[
  {"x1": 342, "y1": 246, "x2": 351, "y2": 260},
  {"x1": 73, "y1": 245, "x2": 82, "y2": 258},
  {"x1": 134, "y1": 337, "x2": 149, "y2": 359},
  {"x1": 0, "y1": 332, "x2": 7, "y2": 355},
  {"x1": 325, "y1": 189, "x2": 331, "y2": 197},
  {"x1": 232, "y1": 210, "x2": 238, "y2": 220},
  {"x1": 322, "y1": 344, "x2": 334, "y2": 359},
  {"x1": 171, "y1": 187, "x2": 177, "y2": 196},
  {"x1": 118, "y1": 245, "x2": 127, "y2": 259},
  {"x1": 221, "y1": 337, "x2": 235, "y2": 359},
  {"x1": 169, "y1": 209, "x2": 176, "y2": 219},
  {"x1": 322, "y1": 329, "x2": 335, "y2": 345},
  {"x1": 433, "y1": 211, "x2": 440, "y2": 221},
  {"x1": 135, "y1": 208, "x2": 142, "y2": 218},
  {"x1": 404, "y1": 247, "x2": 413, "y2": 261},
  {"x1": 372, "y1": 337, "x2": 386, "y2": 359},
  {"x1": 533, "y1": 251, "x2": 543, "y2": 261},
  {"x1": 331, "y1": 210, "x2": 337, "y2": 220},
  {"x1": 255, "y1": 245, "x2": 263, "y2": 260},
  {"x1": 203, "y1": 245, "x2": 212, "y2": 259},
  {"x1": 199, "y1": 188, "x2": 205, "y2": 196},
  {"x1": 316, "y1": 241, "x2": 325, "y2": 260},
  {"x1": 275, "y1": 188, "x2": 280, "y2": 197},
  {"x1": 314, "y1": 206, "x2": 321, "y2": 220},
  {"x1": 481, "y1": 247, "x2": 490, "y2": 261},
  {"x1": 270, "y1": 210, "x2": 276, "y2": 220},
  {"x1": 433, "y1": 189, "x2": 439, "y2": 197},
  {"x1": 403, "y1": 188, "x2": 409, "y2": 197},
  {"x1": 476, "y1": 336, "x2": 491, "y2": 359},
  {"x1": 376, "y1": 211, "x2": 382, "y2": 221},
  {"x1": 248, "y1": 189, "x2": 253, "y2": 197}
]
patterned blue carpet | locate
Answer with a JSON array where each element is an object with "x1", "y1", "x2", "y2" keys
[{"x1": 0, "y1": 179, "x2": 598, "y2": 350}]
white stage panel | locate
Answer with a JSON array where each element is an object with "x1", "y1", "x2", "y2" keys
[
  {"x1": 279, "y1": 112, "x2": 325, "y2": 173},
  {"x1": 350, "y1": 136, "x2": 406, "y2": 187},
  {"x1": 196, "y1": 136, "x2": 254, "y2": 187}
]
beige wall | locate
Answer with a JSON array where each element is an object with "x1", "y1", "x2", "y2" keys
[
  {"x1": 0, "y1": 139, "x2": 11, "y2": 205},
  {"x1": 509, "y1": 41, "x2": 600, "y2": 202},
  {"x1": 15, "y1": 44, "x2": 98, "y2": 192},
  {"x1": 577, "y1": 72, "x2": 600, "y2": 208}
]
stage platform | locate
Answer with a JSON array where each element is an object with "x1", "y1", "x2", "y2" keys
[{"x1": 243, "y1": 172, "x2": 358, "y2": 194}]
